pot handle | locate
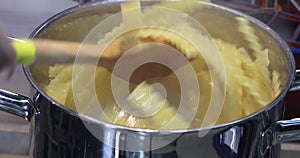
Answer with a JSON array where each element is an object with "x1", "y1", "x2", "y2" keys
[
  {"x1": 271, "y1": 119, "x2": 300, "y2": 143},
  {"x1": 0, "y1": 89, "x2": 35, "y2": 122},
  {"x1": 264, "y1": 69, "x2": 300, "y2": 145},
  {"x1": 289, "y1": 69, "x2": 300, "y2": 91}
]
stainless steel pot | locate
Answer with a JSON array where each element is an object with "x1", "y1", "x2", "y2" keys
[{"x1": 1, "y1": 1, "x2": 300, "y2": 157}]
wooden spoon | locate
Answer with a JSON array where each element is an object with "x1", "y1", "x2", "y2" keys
[
  {"x1": 8, "y1": 37, "x2": 187, "y2": 84},
  {"x1": 8, "y1": 37, "x2": 124, "y2": 66}
]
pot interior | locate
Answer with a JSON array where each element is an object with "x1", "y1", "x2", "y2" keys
[{"x1": 28, "y1": 1, "x2": 294, "y2": 130}]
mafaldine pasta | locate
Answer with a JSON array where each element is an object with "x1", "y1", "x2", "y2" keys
[{"x1": 45, "y1": 1, "x2": 282, "y2": 129}]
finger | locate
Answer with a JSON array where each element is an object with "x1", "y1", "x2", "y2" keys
[{"x1": 0, "y1": 28, "x2": 16, "y2": 79}]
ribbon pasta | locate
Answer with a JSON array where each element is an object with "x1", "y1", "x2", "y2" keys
[{"x1": 45, "y1": 1, "x2": 283, "y2": 129}]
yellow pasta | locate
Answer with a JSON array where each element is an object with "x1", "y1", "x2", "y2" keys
[
  {"x1": 213, "y1": 39, "x2": 244, "y2": 123},
  {"x1": 236, "y1": 17, "x2": 264, "y2": 56},
  {"x1": 46, "y1": 38, "x2": 282, "y2": 128},
  {"x1": 44, "y1": 1, "x2": 283, "y2": 129},
  {"x1": 100, "y1": 100, "x2": 151, "y2": 128},
  {"x1": 133, "y1": 27, "x2": 200, "y2": 59},
  {"x1": 101, "y1": 81, "x2": 189, "y2": 129},
  {"x1": 46, "y1": 64, "x2": 73, "y2": 106},
  {"x1": 236, "y1": 16, "x2": 275, "y2": 108},
  {"x1": 271, "y1": 70, "x2": 281, "y2": 97},
  {"x1": 100, "y1": 0, "x2": 213, "y2": 59}
]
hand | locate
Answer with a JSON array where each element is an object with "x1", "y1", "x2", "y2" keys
[{"x1": 0, "y1": 28, "x2": 16, "y2": 79}]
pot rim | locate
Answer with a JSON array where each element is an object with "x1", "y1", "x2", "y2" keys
[{"x1": 23, "y1": 0, "x2": 296, "y2": 134}]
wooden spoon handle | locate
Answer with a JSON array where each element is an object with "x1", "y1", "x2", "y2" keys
[
  {"x1": 10, "y1": 37, "x2": 122, "y2": 65},
  {"x1": 34, "y1": 39, "x2": 122, "y2": 61}
]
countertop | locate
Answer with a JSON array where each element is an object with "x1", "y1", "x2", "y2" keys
[{"x1": 0, "y1": 0, "x2": 300, "y2": 157}]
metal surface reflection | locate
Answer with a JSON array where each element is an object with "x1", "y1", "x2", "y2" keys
[{"x1": 214, "y1": 126, "x2": 244, "y2": 157}]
